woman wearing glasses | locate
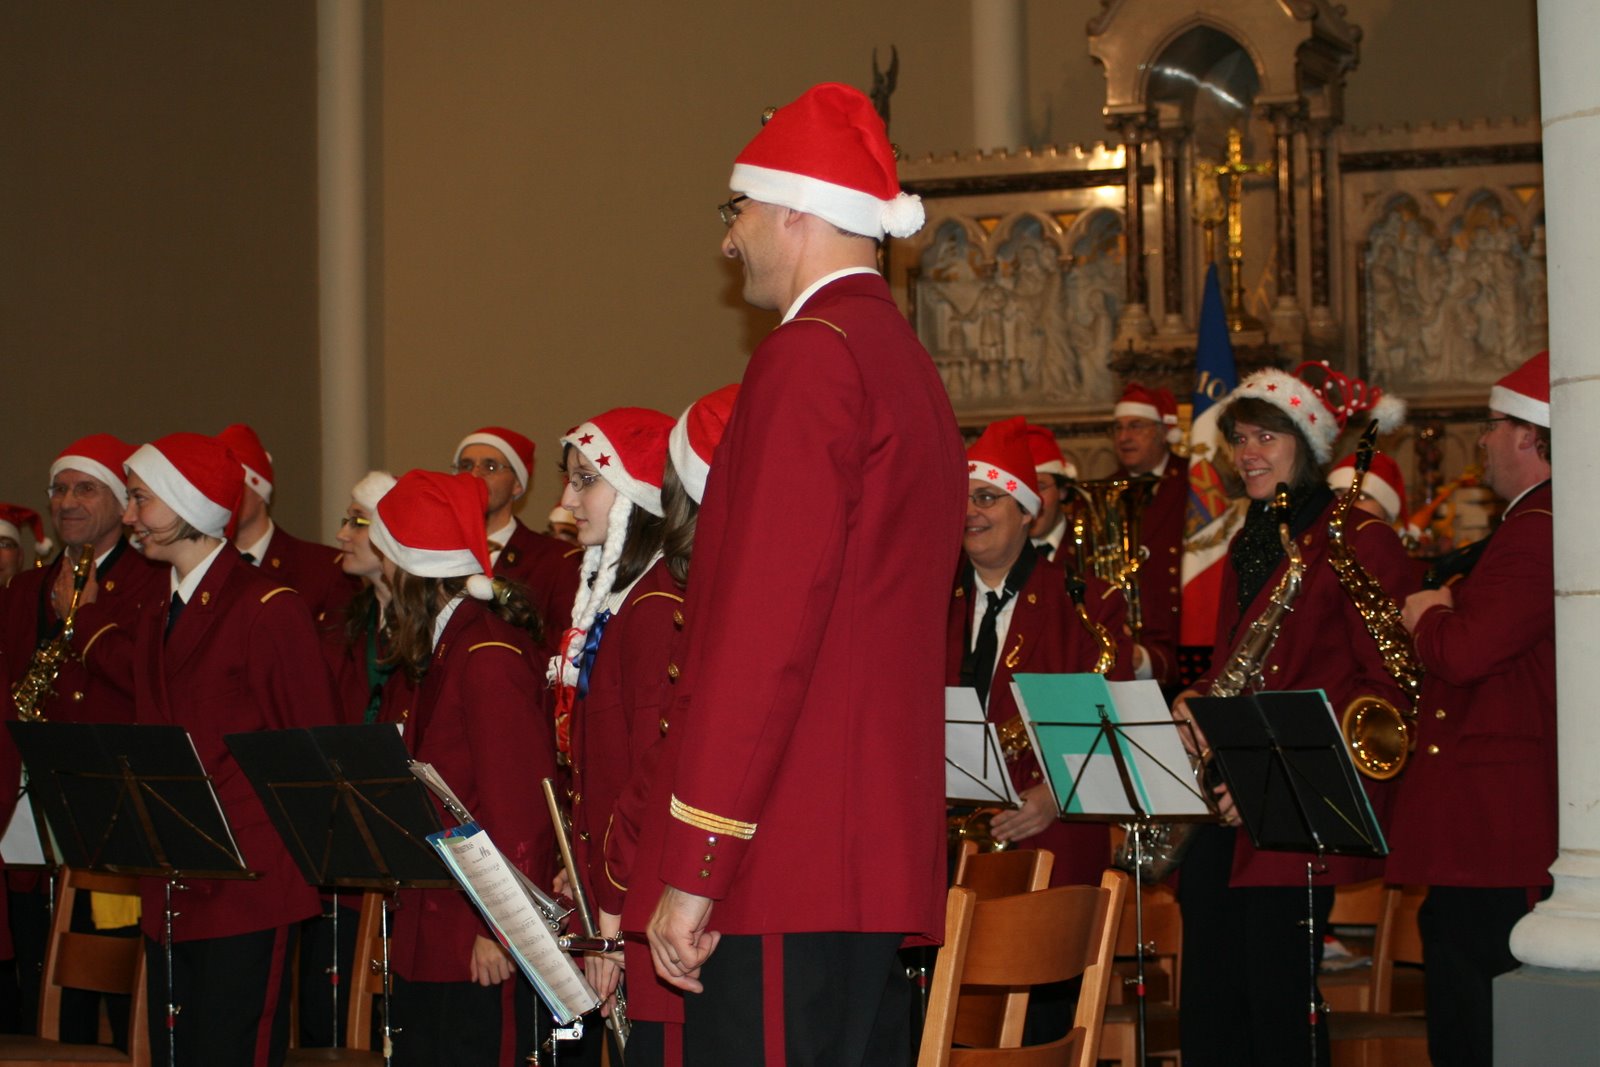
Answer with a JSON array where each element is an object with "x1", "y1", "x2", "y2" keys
[{"x1": 366, "y1": 469, "x2": 554, "y2": 1067}]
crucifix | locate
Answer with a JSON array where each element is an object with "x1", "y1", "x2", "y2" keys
[{"x1": 1197, "y1": 127, "x2": 1275, "y2": 332}]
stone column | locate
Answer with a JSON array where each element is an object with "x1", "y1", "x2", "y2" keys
[
  {"x1": 971, "y1": 0, "x2": 1027, "y2": 151},
  {"x1": 1115, "y1": 114, "x2": 1154, "y2": 341},
  {"x1": 317, "y1": 0, "x2": 369, "y2": 533},
  {"x1": 1264, "y1": 102, "x2": 1305, "y2": 341},
  {"x1": 1157, "y1": 124, "x2": 1187, "y2": 336},
  {"x1": 1497, "y1": 2, "x2": 1600, "y2": 1059},
  {"x1": 1304, "y1": 116, "x2": 1337, "y2": 340}
]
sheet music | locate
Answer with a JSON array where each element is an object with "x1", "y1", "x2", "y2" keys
[
  {"x1": 430, "y1": 822, "x2": 598, "y2": 1025},
  {"x1": 943, "y1": 687, "x2": 1020, "y2": 807},
  {"x1": 0, "y1": 771, "x2": 44, "y2": 867},
  {"x1": 1105, "y1": 680, "x2": 1212, "y2": 818}
]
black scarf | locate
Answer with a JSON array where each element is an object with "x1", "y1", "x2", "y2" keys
[{"x1": 1230, "y1": 483, "x2": 1333, "y2": 614}]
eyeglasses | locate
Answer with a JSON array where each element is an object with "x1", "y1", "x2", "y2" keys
[
  {"x1": 565, "y1": 471, "x2": 603, "y2": 494},
  {"x1": 968, "y1": 489, "x2": 1011, "y2": 510},
  {"x1": 454, "y1": 458, "x2": 507, "y2": 476},
  {"x1": 47, "y1": 481, "x2": 105, "y2": 501},
  {"x1": 1478, "y1": 417, "x2": 1512, "y2": 434},
  {"x1": 338, "y1": 515, "x2": 371, "y2": 529},
  {"x1": 717, "y1": 195, "x2": 749, "y2": 228}
]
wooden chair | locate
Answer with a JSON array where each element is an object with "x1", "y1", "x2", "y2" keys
[
  {"x1": 1328, "y1": 885, "x2": 1429, "y2": 1067},
  {"x1": 0, "y1": 867, "x2": 149, "y2": 1066},
  {"x1": 949, "y1": 845, "x2": 1055, "y2": 1042},
  {"x1": 286, "y1": 891, "x2": 386, "y2": 1065},
  {"x1": 1095, "y1": 882, "x2": 1181, "y2": 1067},
  {"x1": 1324, "y1": 877, "x2": 1424, "y2": 1014},
  {"x1": 918, "y1": 868, "x2": 1128, "y2": 1067}
]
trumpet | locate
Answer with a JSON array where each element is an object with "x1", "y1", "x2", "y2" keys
[{"x1": 13, "y1": 546, "x2": 94, "y2": 721}]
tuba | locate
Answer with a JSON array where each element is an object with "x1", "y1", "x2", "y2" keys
[
  {"x1": 12, "y1": 547, "x2": 94, "y2": 721},
  {"x1": 1326, "y1": 421, "x2": 1423, "y2": 780},
  {"x1": 1117, "y1": 484, "x2": 1303, "y2": 884},
  {"x1": 1067, "y1": 475, "x2": 1158, "y2": 637}
]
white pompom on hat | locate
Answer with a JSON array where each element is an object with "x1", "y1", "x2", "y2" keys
[
  {"x1": 454, "y1": 426, "x2": 535, "y2": 498},
  {"x1": 368, "y1": 470, "x2": 496, "y2": 601},
  {"x1": 216, "y1": 423, "x2": 275, "y2": 504},
  {"x1": 51, "y1": 433, "x2": 135, "y2": 509},
  {"x1": 966, "y1": 416, "x2": 1043, "y2": 517},
  {"x1": 125, "y1": 433, "x2": 245, "y2": 540},
  {"x1": 350, "y1": 471, "x2": 397, "y2": 513},
  {"x1": 669, "y1": 384, "x2": 740, "y2": 505},
  {"x1": 1489, "y1": 350, "x2": 1550, "y2": 428},
  {"x1": 730, "y1": 82, "x2": 924, "y2": 240},
  {"x1": 1223, "y1": 361, "x2": 1407, "y2": 465}
]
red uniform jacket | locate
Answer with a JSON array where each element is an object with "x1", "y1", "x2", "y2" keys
[
  {"x1": 1118, "y1": 458, "x2": 1187, "y2": 688},
  {"x1": 569, "y1": 559, "x2": 684, "y2": 918},
  {"x1": 946, "y1": 557, "x2": 1132, "y2": 887},
  {"x1": 388, "y1": 600, "x2": 557, "y2": 983},
  {"x1": 254, "y1": 525, "x2": 360, "y2": 633},
  {"x1": 132, "y1": 545, "x2": 340, "y2": 941},
  {"x1": 1195, "y1": 501, "x2": 1415, "y2": 887},
  {"x1": 494, "y1": 520, "x2": 582, "y2": 655},
  {"x1": 629, "y1": 271, "x2": 966, "y2": 942},
  {"x1": 1386, "y1": 482, "x2": 1555, "y2": 888}
]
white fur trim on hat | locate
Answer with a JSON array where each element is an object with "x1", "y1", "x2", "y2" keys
[
  {"x1": 50, "y1": 455, "x2": 128, "y2": 508},
  {"x1": 367, "y1": 515, "x2": 485, "y2": 580},
  {"x1": 240, "y1": 462, "x2": 273, "y2": 504},
  {"x1": 731, "y1": 163, "x2": 925, "y2": 240},
  {"x1": 1325, "y1": 466, "x2": 1402, "y2": 525},
  {"x1": 125, "y1": 444, "x2": 233, "y2": 539},
  {"x1": 1224, "y1": 369, "x2": 1339, "y2": 464},
  {"x1": 1489, "y1": 384, "x2": 1549, "y2": 428},
  {"x1": 454, "y1": 432, "x2": 529, "y2": 497},
  {"x1": 968, "y1": 460, "x2": 1042, "y2": 518},
  {"x1": 667, "y1": 417, "x2": 709, "y2": 506},
  {"x1": 560, "y1": 423, "x2": 663, "y2": 517},
  {"x1": 351, "y1": 471, "x2": 397, "y2": 513}
]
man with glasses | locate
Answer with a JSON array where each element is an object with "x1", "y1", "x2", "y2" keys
[
  {"x1": 217, "y1": 423, "x2": 359, "y2": 632},
  {"x1": 1390, "y1": 350, "x2": 1555, "y2": 1067},
  {"x1": 451, "y1": 426, "x2": 579, "y2": 653},
  {"x1": 0, "y1": 433, "x2": 165, "y2": 1044},
  {"x1": 636, "y1": 82, "x2": 964, "y2": 1064}
]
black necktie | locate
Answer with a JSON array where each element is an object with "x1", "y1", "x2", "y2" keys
[
  {"x1": 241, "y1": 552, "x2": 257, "y2": 565},
  {"x1": 971, "y1": 589, "x2": 1014, "y2": 709},
  {"x1": 1033, "y1": 540, "x2": 1055, "y2": 561},
  {"x1": 165, "y1": 593, "x2": 185, "y2": 640}
]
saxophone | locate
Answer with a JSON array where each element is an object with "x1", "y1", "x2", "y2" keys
[
  {"x1": 12, "y1": 548, "x2": 94, "y2": 721},
  {"x1": 1326, "y1": 421, "x2": 1423, "y2": 780},
  {"x1": 1118, "y1": 485, "x2": 1304, "y2": 884},
  {"x1": 949, "y1": 569, "x2": 1119, "y2": 854}
]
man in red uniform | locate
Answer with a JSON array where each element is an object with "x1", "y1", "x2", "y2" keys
[
  {"x1": 0, "y1": 506, "x2": 48, "y2": 588},
  {"x1": 640, "y1": 82, "x2": 966, "y2": 1064},
  {"x1": 1110, "y1": 382, "x2": 1186, "y2": 690},
  {"x1": 217, "y1": 423, "x2": 359, "y2": 631},
  {"x1": 452, "y1": 426, "x2": 581, "y2": 648},
  {"x1": 1391, "y1": 351, "x2": 1554, "y2": 1067},
  {"x1": 1022, "y1": 424, "x2": 1077, "y2": 564}
]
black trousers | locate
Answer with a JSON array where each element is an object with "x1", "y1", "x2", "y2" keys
[
  {"x1": 390, "y1": 974, "x2": 536, "y2": 1067},
  {"x1": 1418, "y1": 884, "x2": 1535, "y2": 1067},
  {"x1": 683, "y1": 931, "x2": 910, "y2": 1067},
  {"x1": 1177, "y1": 825, "x2": 1333, "y2": 1067},
  {"x1": 145, "y1": 925, "x2": 296, "y2": 1067},
  {"x1": 295, "y1": 898, "x2": 361, "y2": 1048}
]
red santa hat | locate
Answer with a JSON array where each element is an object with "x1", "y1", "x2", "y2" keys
[
  {"x1": 1024, "y1": 424, "x2": 1078, "y2": 481},
  {"x1": 215, "y1": 423, "x2": 275, "y2": 504},
  {"x1": 50, "y1": 433, "x2": 135, "y2": 508},
  {"x1": 730, "y1": 82, "x2": 924, "y2": 240},
  {"x1": 125, "y1": 433, "x2": 244, "y2": 540},
  {"x1": 560, "y1": 408, "x2": 674, "y2": 518},
  {"x1": 966, "y1": 417, "x2": 1043, "y2": 517},
  {"x1": 1224, "y1": 361, "x2": 1407, "y2": 465},
  {"x1": 453, "y1": 427, "x2": 534, "y2": 498},
  {"x1": 669, "y1": 384, "x2": 741, "y2": 505},
  {"x1": 1489, "y1": 350, "x2": 1550, "y2": 427},
  {"x1": 1114, "y1": 382, "x2": 1182, "y2": 445},
  {"x1": 1327, "y1": 451, "x2": 1408, "y2": 525},
  {"x1": 0, "y1": 504, "x2": 51, "y2": 559},
  {"x1": 368, "y1": 470, "x2": 496, "y2": 601},
  {"x1": 350, "y1": 470, "x2": 397, "y2": 513}
]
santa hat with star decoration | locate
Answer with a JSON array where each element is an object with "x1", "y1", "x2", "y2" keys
[
  {"x1": 453, "y1": 426, "x2": 535, "y2": 498},
  {"x1": 0, "y1": 504, "x2": 51, "y2": 560},
  {"x1": 367, "y1": 470, "x2": 497, "y2": 601},
  {"x1": 730, "y1": 82, "x2": 924, "y2": 240},
  {"x1": 966, "y1": 416, "x2": 1042, "y2": 517},
  {"x1": 1223, "y1": 361, "x2": 1407, "y2": 465},
  {"x1": 549, "y1": 407, "x2": 675, "y2": 691}
]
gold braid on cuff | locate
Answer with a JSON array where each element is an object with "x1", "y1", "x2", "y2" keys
[{"x1": 670, "y1": 795, "x2": 757, "y2": 840}]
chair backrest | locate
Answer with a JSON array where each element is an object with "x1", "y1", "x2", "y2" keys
[
  {"x1": 1368, "y1": 885, "x2": 1427, "y2": 1013},
  {"x1": 953, "y1": 845, "x2": 1054, "y2": 898},
  {"x1": 39, "y1": 867, "x2": 149, "y2": 1066},
  {"x1": 1109, "y1": 882, "x2": 1181, "y2": 1007},
  {"x1": 919, "y1": 869, "x2": 1128, "y2": 1067},
  {"x1": 342, "y1": 891, "x2": 387, "y2": 1051}
]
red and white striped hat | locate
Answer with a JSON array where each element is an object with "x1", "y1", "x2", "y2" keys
[
  {"x1": 51, "y1": 433, "x2": 135, "y2": 508},
  {"x1": 454, "y1": 427, "x2": 535, "y2": 497},
  {"x1": 731, "y1": 82, "x2": 924, "y2": 240},
  {"x1": 1114, "y1": 382, "x2": 1181, "y2": 445},
  {"x1": 669, "y1": 384, "x2": 740, "y2": 505},
  {"x1": 1224, "y1": 361, "x2": 1406, "y2": 464},
  {"x1": 0, "y1": 504, "x2": 50, "y2": 559},
  {"x1": 966, "y1": 417, "x2": 1042, "y2": 517},
  {"x1": 560, "y1": 408, "x2": 674, "y2": 518},
  {"x1": 1489, "y1": 350, "x2": 1550, "y2": 427},
  {"x1": 1025, "y1": 424, "x2": 1078, "y2": 481},
  {"x1": 368, "y1": 470, "x2": 495, "y2": 600},
  {"x1": 216, "y1": 424, "x2": 275, "y2": 503},
  {"x1": 125, "y1": 433, "x2": 245, "y2": 540}
]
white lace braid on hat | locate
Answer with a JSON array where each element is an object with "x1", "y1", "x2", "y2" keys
[{"x1": 546, "y1": 492, "x2": 633, "y2": 688}]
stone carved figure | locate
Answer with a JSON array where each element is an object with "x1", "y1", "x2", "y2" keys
[{"x1": 1364, "y1": 193, "x2": 1547, "y2": 392}]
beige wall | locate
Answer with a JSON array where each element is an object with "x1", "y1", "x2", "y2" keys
[{"x1": 0, "y1": 0, "x2": 1541, "y2": 548}]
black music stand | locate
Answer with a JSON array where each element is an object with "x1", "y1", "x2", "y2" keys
[
  {"x1": 1186, "y1": 689, "x2": 1387, "y2": 1067},
  {"x1": 8, "y1": 721, "x2": 257, "y2": 1067},
  {"x1": 226, "y1": 724, "x2": 455, "y2": 1062}
]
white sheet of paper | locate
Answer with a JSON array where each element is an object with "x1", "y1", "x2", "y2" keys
[
  {"x1": 0, "y1": 772, "x2": 43, "y2": 867},
  {"x1": 1106, "y1": 680, "x2": 1212, "y2": 817},
  {"x1": 943, "y1": 687, "x2": 1019, "y2": 807},
  {"x1": 1059, "y1": 752, "x2": 1138, "y2": 815}
]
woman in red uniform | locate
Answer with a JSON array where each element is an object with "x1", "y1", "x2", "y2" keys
[
  {"x1": 365, "y1": 469, "x2": 555, "y2": 1067},
  {"x1": 119, "y1": 432, "x2": 340, "y2": 1067},
  {"x1": 1171, "y1": 364, "x2": 1417, "y2": 1067}
]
